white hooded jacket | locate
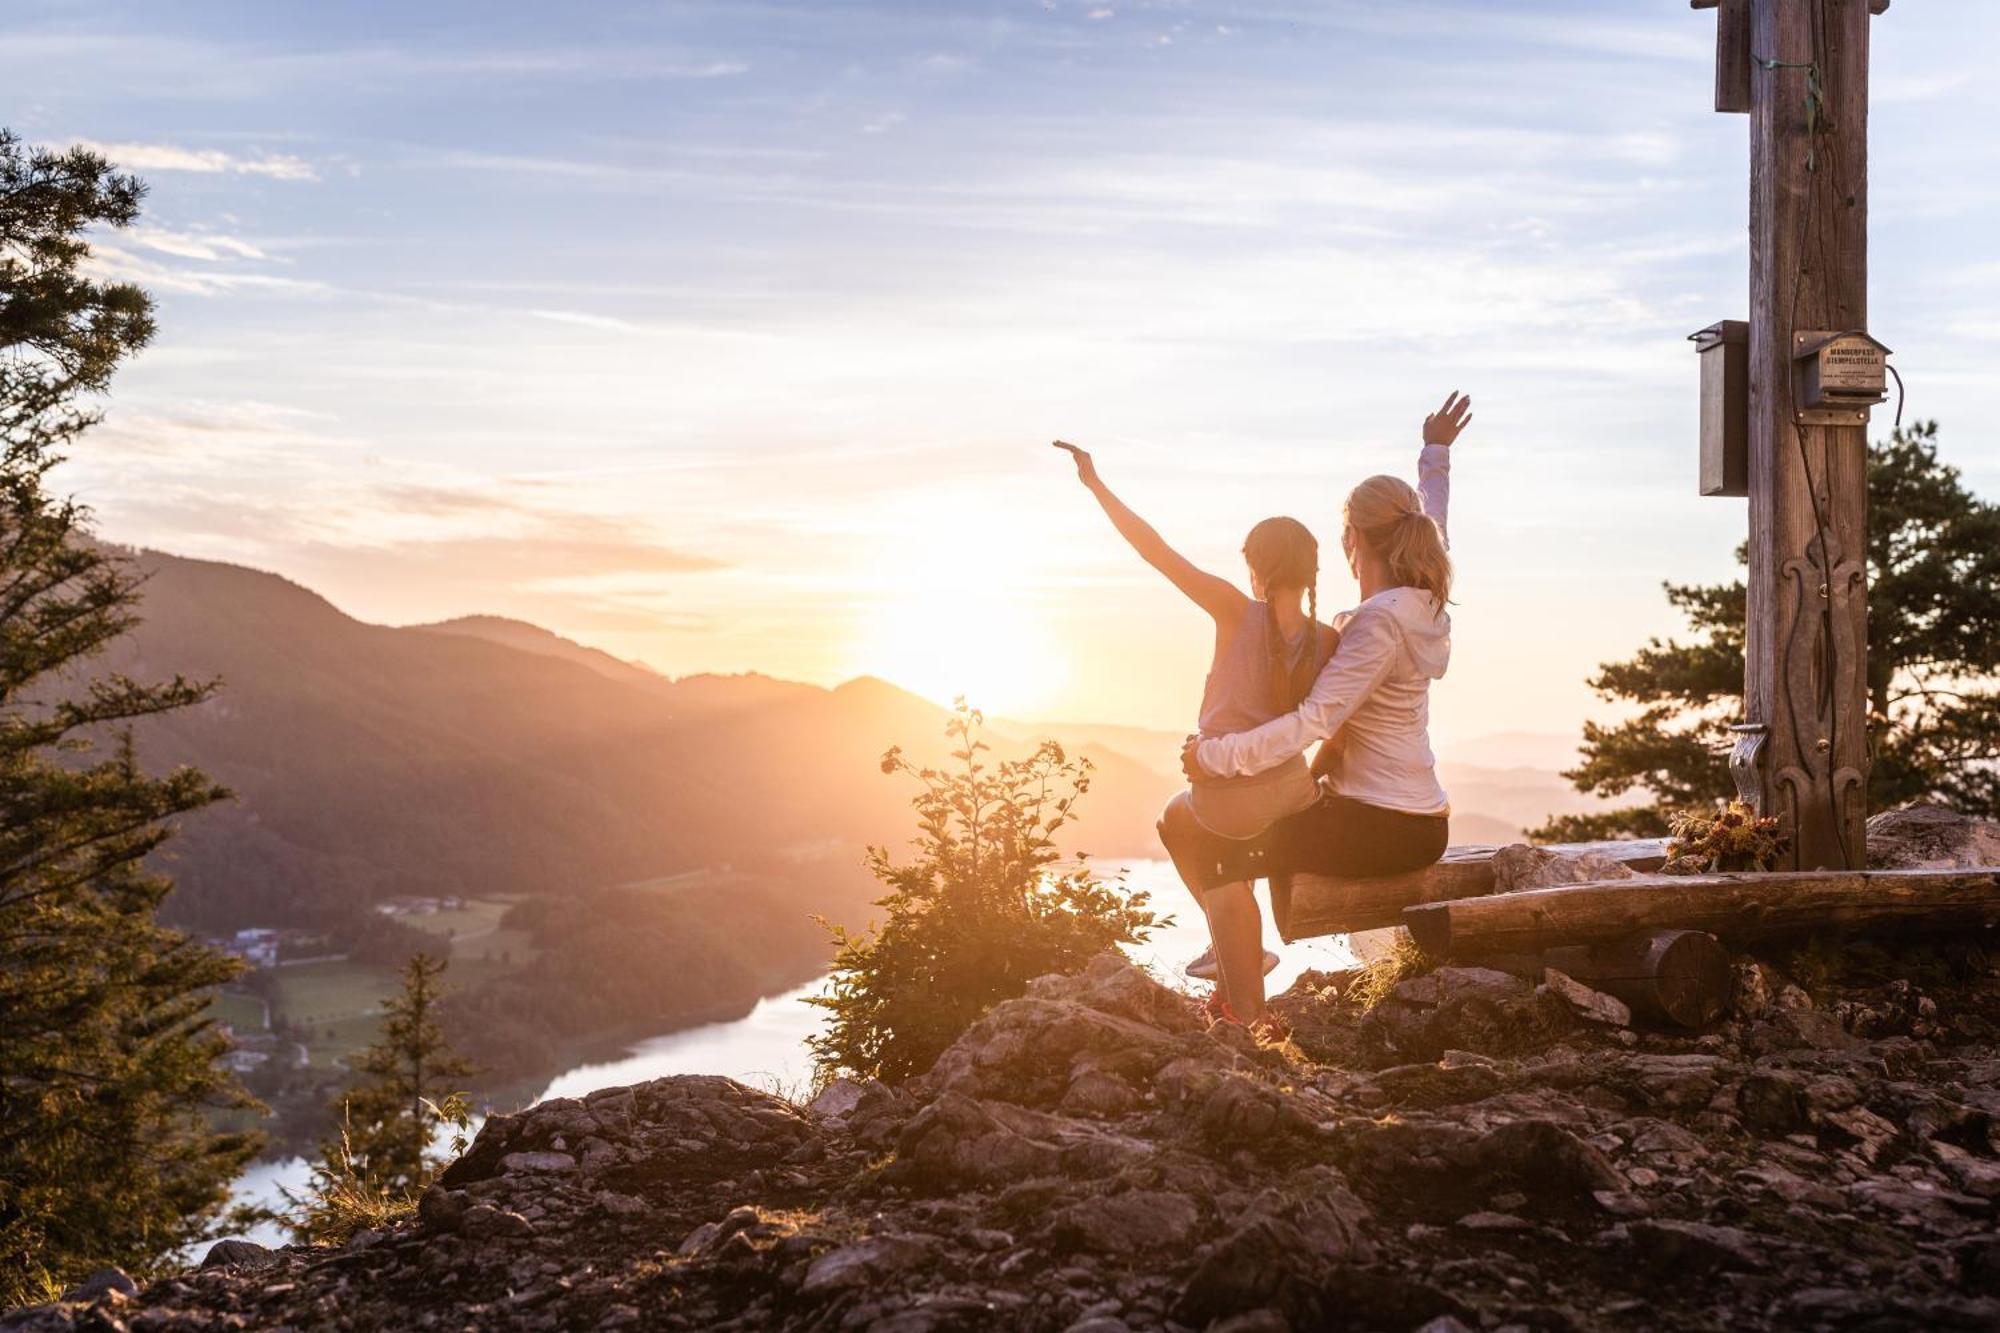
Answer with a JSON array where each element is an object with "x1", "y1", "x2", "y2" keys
[{"x1": 1193, "y1": 443, "x2": 1452, "y2": 816}]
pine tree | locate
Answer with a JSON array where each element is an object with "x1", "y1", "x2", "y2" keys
[
  {"x1": 0, "y1": 130, "x2": 257, "y2": 1306},
  {"x1": 1535, "y1": 423, "x2": 2000, "y2": 840},
  {"x1": 307, "y1": 952, "x2": 476, "y2": 1225}
]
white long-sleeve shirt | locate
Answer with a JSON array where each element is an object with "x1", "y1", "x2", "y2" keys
[{"x1": 1193, "y1": 443, "x2": 1453, "y2": 816}]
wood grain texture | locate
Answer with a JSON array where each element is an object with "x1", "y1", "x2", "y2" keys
[
  {"x1": 1744, "y1": 0, "x2": 1871, "y2": 870},
  {"x1": 1714, "y1": 0, "x2": 1754, "y2": 113},
  {"x1": 1544, "y1": 930, "x2": 1732, "y2": 1029},
  {"x1": 1272, "y1": 839, "x2": 1671, "y2": 943},
  {"x1": 1404, "y1": 868, "x2": 2000, "y2": 956}
]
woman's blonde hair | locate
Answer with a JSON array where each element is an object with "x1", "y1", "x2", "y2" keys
[{"x1": 1344, "y1": 474, "x2": 1451, "y2": 613}]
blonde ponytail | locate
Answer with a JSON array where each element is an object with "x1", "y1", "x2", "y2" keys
[{"x1": 1344, "y1": 474, "x2": 1452, "y2": 613}]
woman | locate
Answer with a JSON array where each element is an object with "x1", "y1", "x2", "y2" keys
[
  {"x1": 1174, "y1": 390, "x2": 1471, "y2": 1034},
  {"x1": 1052, "y1": 440, "x2": 1337, "y2": 1010}
]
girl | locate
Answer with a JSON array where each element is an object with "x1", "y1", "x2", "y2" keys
[
  {"x1": 1178, "y1": 390, "x2": 1470, "y2": 1033},
  {"x1": 1052, "y1": 440, "x2": 1338, "y2": 1013}
]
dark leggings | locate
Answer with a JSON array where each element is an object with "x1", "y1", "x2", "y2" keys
[
  {"x1": 1268, "y1": 790, "x2": 1449, "y2": 879},
  {"x1": 1162, "y1": 788, "x2": 1447, "y2": 893}
]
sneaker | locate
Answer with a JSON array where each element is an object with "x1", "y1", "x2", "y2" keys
[{"x1": 1184, "y1": 946, "x2": 1281, "y2": 982}]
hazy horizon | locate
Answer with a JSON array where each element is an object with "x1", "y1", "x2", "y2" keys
[{"x1": 8, "y1": 0, "x2": 1996, "y2": 741}]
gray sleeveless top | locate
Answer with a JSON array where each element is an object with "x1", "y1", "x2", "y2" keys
[{"x1": 1197, "y1": 602, "x2": 1333, "y2": 783}]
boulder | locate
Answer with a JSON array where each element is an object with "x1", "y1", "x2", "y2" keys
[
  {"x1": 1543, "y1": 968, "x2": 1634, "y2": 1027},
  {"x1": 799, "y1": 1235, "x2": 930, "y2": 1296},
  {"x1": 1866, "y1": 803, "x2": 2000, "y2": 870},
  {"x1": 1493, "y1": 844, "x2": 1642, "y2": 892},
  {"x1": 1052, "y1": 1190, "x2": 1201, "y2": 1254},
  {"x1": 197, "y1": 1239, "x2": 275, "y2": 1272},
  {"x1": 69, "y1": 1269, "x2": 137, "y2": 1302},
  {"x1": 805, "y1": 1077, "x2": 869, "y2": 1121}
]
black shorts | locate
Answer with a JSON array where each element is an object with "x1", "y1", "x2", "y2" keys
[{"x1": 1180, "y1": 789, "x2": 1449, "y2": 892}]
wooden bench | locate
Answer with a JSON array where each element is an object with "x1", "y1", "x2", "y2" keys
[
  {"x1": 1404, "y1": 866, "x2": 2000, "y2": 956},
  {"x1": 1269, "y1": 838, "x2": 1671, "y2": 943}
]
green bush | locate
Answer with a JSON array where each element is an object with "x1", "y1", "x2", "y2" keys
[{"x1": 808, "y1": 703, "x2": 1158, "y2": 1083}]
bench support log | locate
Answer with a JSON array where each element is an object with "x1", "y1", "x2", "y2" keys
[
  {"x1": 1404, "y1": 868, "x2": 2000, "y2": 957},
  {"x1": 1544, "y1": 929, "x2": 1732, "y2": 1030}
]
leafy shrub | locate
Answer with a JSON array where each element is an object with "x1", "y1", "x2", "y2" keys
[
  {"x1": 808, "y1": 703, "x2": 1158, "y2": 1083},
  {"x1": 1663, "y1": 800, "x2": 1787, "y2": 874}
]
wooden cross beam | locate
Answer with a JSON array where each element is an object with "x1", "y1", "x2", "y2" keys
[{"x1": 1694, "y1": 0, "x2": 1890, "y2": 871}]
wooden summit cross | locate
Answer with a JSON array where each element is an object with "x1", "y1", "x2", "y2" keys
[{"x1": 1694, "y1": 0, "x2": 1893, "y2": 870}]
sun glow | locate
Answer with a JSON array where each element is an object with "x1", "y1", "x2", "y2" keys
[
  {"x1": 856, "y1": 591, "x2": 1069, "y2": 717},
  {"x1": 845, "y1": 494, "x2": 1071, "y2": 717}
]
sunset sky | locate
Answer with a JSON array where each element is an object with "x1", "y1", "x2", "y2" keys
[{"x1": 6, "y1": 0, "x2": 1996, "y2": 744}]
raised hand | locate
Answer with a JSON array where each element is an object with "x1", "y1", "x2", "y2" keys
[
  {"x1": 1052, "y1": 440, "x2": 1101, "y2": 489},
  {"x1": 1422, "y1": 391, "x2": 1473, "y2": 447}
]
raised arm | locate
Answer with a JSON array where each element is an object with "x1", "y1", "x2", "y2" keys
[
  {"x1": 1419, "y1": 390, "x2": 1470, "y2": 548},
  {"x1": 1053, "y1": 441, "x2": 1245, "y2": 621},
  {"x1": 1187, "y1": 604, "x2": 1405, "y2": 778}
]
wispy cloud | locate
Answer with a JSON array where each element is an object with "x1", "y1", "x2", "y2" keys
[
  {"x1": 66, "y1": 138, "x2": 318, "y2": 181},
  {"x1": 128, "y1": 225, "x2": 269, "y2": 262}
]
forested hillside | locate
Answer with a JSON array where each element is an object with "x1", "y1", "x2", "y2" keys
[{"x1": 92, "y1": 547, "x2": 1181, "y2": 933}]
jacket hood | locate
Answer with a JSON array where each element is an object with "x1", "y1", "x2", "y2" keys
[{"x1": 1364, "y1": 587, "x2": 1451, "y2": 680}]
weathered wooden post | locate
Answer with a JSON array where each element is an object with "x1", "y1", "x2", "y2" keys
[{"x1": 1692, "y1": 0, "x2": 1891, "y2": 870}]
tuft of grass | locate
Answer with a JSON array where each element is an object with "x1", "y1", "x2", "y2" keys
[
  {"x1": 283, "y1": 1116, "x2": 417, "y2": 1247},
  {"x1": 1345, "y1": 933, "x2": 1437, "y2": 1011}
]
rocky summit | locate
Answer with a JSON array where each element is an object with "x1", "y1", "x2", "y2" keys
[{"x1": 11, "y1": 819, "x2": 2000, "y2": 1331}]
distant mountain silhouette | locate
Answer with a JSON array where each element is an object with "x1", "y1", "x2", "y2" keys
[
  {"x1": 412, "y1": 614, "x2": 668, "y2": 689},
  {"x1": 95, "y1": 548, "x2": 1180, "y2": 933}
]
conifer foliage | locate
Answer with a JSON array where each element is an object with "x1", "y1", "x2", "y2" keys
[
  {"x1": 0, "y1": 131, "x2": 256, "y2": 1306},
  {"x1": 1536, "y1": 424, "x2": 2000, "y2": 839},
  {"x1": 293, "y1": 954, "x2": 475, "y2": 1245},
  {"x1": 809, "y1": 704, "x2": 1158, "y2": 1084}
]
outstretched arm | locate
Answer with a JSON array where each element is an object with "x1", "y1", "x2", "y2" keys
[
  {"x1": 1419, "y1": 390, "x2": 1470, "y2": 548},
  {"x1": 1053, "y1": 441, "x2": 1244, "y2": 621}
]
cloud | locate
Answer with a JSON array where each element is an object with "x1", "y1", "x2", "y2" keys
[
  {"x1": 530, "y1": 309, "x2": 651, "y2": 334},
  {"x1": 128, "y1": 226, "x2": 269, "y2": 262},
  {"x1": 65, "y1": 139, "x2": 318, "y2": 181},
  {"x1": 82, "y1": 242, "x2": 330, "y2": 298}
]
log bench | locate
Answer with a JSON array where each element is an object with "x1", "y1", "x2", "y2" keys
[
  {"x1": 1269, "y1": 838, "x2": 1671, "y2": 943},
  {"x1": 1404, "y1": 867, "x2": 2000, "y2": 956}
]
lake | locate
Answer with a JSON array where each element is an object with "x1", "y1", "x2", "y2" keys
[{"x1": 217, "y1": 858, "x2": 1364, "y2": 1246}]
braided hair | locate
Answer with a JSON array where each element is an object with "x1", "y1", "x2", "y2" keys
[{"x1": 1242, "y1": 516, "x2": 1322, "y2": 710}]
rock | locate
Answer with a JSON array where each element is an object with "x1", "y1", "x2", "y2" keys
[
  {"x1": 799, "y1": 1235, "x2": 930, "y2": 1296},
  {"x1": 197, "y1": 1239, "x2": 275, "y2": 1272},
  {"x1": 1736, "y1": 1072, "x2": 1810, "y2": 1136},
  {"x1": 1731, "y1": 960, "x2": 1780, "y2": 1020},
  {"x1": 499, "y1": 1150, "x2": 578, "y2": 1175},
  {"x1": 459, "y1": 1203, "x2": 535, "y2": 1239},
  {"x1": 1053, "y1": 1190, "x2": 1201, "y2": 1254},
  {"x1": 1820, "y1": 1106, "x2": 1901, "y2": 1164},
  {"x1": 1175, "y1": 1168, "x2": 1373, "y2": 1324},
  {"x1": 806, "y1": 1077, "x2": 868, "y2": 1121},
  {"x1": 1543, "y1": 969, "x2": 1633, "y2": 1027},
  {"x1": 70, "y1": 1269, "x2": 137, "y2": 1302},
  {"x1": 1866, "y1": 803, "x2": 2000, "y2": 869},
  {"x1": 1621, "y1": 1220, "x2": 1768, "y2": 1274},
  {"x1": 1061, "y1": 1069, "x2": 1141, "y2": 1117},
  {"x1": 1455, "y1": 1211, "x2": 1532, "y2": 1231},
  {"x1": 418, "y1": 1184, "x2": 471, "y2": 1233},
  {"x1": 1361, "y1": 967, "x2": 1547, "y2": 1062},
  {"x1": 1209, "y1": 1313, "x2": 1293, "y2": 1333},
  {"x1": 1492, "y1": 844, "x2": 1642, "y2": 892}
]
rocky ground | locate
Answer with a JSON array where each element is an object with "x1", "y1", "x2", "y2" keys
[{"x1": 9, "y1": 810, "x2": 2000, "y2": 1332}]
